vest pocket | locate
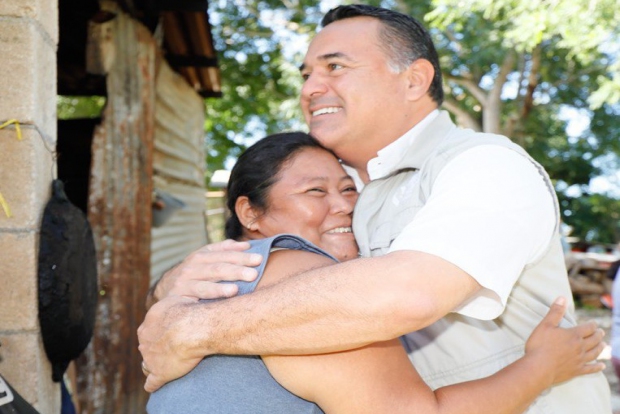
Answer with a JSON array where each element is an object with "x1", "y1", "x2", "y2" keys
[{"x1": 367, "y1": 205, "x2": 421, "y2": 254}]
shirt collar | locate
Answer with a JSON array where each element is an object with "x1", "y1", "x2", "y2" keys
[{"x1": 344, "y1": 110, "x2": 440, "y2": 188}]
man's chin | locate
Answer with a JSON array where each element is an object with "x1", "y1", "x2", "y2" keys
[{"x1": 309, "y1": 127, "x2": 343, "y2": 148}]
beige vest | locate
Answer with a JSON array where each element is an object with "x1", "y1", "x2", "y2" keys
[{"x1": 353, "y1": 111, "x2": 611, "y2": 413}]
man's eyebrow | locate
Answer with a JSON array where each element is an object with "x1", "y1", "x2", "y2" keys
[{"x1": 299, "y1": 52, "x2": 353, "y2": 72}]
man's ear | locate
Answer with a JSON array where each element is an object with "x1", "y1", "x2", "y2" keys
[
  {"x1": 235, "y1": 196, "x2": 260, "y2": 231},
  {"x1": 404, "y1": 59, "x2": 434, "y2": 101}
]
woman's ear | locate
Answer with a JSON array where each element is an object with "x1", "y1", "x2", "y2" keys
[
  {"x1": 235, "y1": 196, "x2": 260, "y2": 232},
  {"x1": 404, "y1": 58, "x2": 434, "y2": 101}
]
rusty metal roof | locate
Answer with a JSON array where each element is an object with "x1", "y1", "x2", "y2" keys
[
  {"x1": 160, "y1": 9, "x2": 222, "y2": 97},
  {"x1": 58, "y1": 0, "x2": 222, "y2": 98}
]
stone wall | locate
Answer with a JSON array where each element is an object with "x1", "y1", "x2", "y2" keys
[{"x1": 0, "y1": 0, "x2": 60, "y2": 412}]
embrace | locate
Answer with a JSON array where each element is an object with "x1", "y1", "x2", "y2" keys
[{"x1": 139, "y1": 4, "x2": 611, "y2": 414}]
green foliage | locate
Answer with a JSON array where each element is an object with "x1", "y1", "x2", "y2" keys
[
  {"x1": 204, "y1": 0, "x2": 619, "y2": 243},
  {"x1": 57, "y1": 96, "x2": 106, "y2": 119},
  {"x1": 559, "y1": 192, "x2": 620, "y2": 243},
  {"x1": 204, "y1": 0, "x2": 324, "y2": 179},
  {"x1": 426, "y1": 0, "x2": 620, "y2": 110},
  {"x1": 409, "y1": 0, "x2": 620, "y2": 243}
]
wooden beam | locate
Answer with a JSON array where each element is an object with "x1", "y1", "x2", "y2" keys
[{"x1": 165, "y1": 53, "x2": 218, "y2": 67}]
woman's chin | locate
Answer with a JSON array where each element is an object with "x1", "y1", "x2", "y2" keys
[{"x1": 331, "y1": 245, "x2": 360, "y2": 262}]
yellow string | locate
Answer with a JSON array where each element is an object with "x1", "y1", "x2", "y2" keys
[
  {"x1": 0, "y1": 119, "x2": 22, "y2": 217},
  {"x1": 0, "y1": 119, "x2": 22, "y2": 140},
  {"x1": 0, "y1": 192, "x2": 11, "y2": 218}
]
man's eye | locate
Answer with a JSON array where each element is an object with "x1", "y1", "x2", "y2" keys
[
  {"x1": 301, "y1": 73, "x2": 310, "y2": 81},
  {"x1": 343, "y1": 187, "x2": 357, "y2": 193},
  {"x1": 328, "y1": 63, "x2": 343, "y2": 70},
  {"x1": 308, "y1": 188, "x2": 326, "y2": 193}
]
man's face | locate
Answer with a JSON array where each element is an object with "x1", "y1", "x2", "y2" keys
[{"x1": 300, "y1": 17, "x2": 412, "y2": 169}]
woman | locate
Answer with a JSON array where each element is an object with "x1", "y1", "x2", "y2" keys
[{"x1": 147, "y1": 132, "x2": 604, "y2": 414}]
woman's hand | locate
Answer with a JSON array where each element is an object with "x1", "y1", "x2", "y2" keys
[
  {"x1": 525, "y1": 297, "x2": 606, "y2": 386},
  {"x1": 146, "y1": 239, "x2": 263, "y2": 308}
]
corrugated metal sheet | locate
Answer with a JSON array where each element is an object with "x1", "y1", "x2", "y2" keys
[
  {"x1": 150, "y1": 59, "x2": 208, "y2": 284},
  {"x1": 58, "y1": 0, "x2": 222, "y2": 98},
  {"x1": 78, "y1": 9, "x2": 154, "y2": 413}
]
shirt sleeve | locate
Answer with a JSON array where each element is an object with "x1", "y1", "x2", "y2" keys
[{"x1": 388, "y1": 145, "x2": 557, "y2": 319}]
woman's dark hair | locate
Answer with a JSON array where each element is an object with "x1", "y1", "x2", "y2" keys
[
  {"x1": 322, "y1": 4, "x2": 444, "y2": 105},
  {"x1": 225, "y1": 132, "x2": 331, "y2": 240}
]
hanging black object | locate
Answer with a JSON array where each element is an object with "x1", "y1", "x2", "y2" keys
[{"x1": 37, "y1": 180, "x2": 98, "y2": 382}]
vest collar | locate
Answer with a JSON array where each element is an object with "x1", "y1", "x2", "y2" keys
[
  {"x1": 388, "y1": 110, "x2": 457, "y2": 174},
  {"x1": 345, "y1": 110, "x2": 458, "y2": 186}
]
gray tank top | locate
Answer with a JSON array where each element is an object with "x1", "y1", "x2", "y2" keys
[{"x1": 147, "y1": 234, "x2": 336, "y2": 414}]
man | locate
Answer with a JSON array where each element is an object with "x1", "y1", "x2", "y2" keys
[{"x1": 139, "y1": 5, "x2": 611, "y2": 411}]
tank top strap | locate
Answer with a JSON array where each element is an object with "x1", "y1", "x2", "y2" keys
[{"x1": 219, "y1": 234, "x2": 338, "y2": 297}]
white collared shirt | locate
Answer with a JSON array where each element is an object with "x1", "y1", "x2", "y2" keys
[
  {"x1": 345, "y1": 111, "x2": 556, "y2": 319},
  {"x1": 344, "y1": 110, "x2": 439, "y2": 188},
  {"x1": 367, "y1": 110, "x2": 440, "y2": 181}
]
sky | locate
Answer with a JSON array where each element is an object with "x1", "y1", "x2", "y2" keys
[{"x1": 559, "y1": 106, "x2": 620, "y2": 197}]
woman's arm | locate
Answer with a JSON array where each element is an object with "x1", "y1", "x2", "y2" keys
[
  {"x1": 259, "y1": 251, "x2": 605, "y2": 414},
  {"x1": 264, "y1": 298, "x2": 604, "y2": 414}
]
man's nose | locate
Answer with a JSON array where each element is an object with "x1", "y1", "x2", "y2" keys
[{"x1": 301, "y1": 73, "x2": 328, "y2": 99}]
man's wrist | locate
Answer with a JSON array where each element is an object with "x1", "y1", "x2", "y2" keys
[{"x1": 182, "y1": 301, "x2": 219, "y2": 358}]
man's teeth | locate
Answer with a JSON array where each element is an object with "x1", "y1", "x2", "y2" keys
[
  {"x1": 328, "y1": 227, "x2": 352, "y2": 234},
  {"x1": 312, "y1": 107, "x2": 341, "y2": 116}
]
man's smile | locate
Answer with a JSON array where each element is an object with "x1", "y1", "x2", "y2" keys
[{"x1": 312, "y1": 107, "x2": 342, "y2": 117}]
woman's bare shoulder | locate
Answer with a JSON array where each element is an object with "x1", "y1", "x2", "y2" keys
[{"x1": 257, "y1": 248, "x2": 337, "y2": 290}]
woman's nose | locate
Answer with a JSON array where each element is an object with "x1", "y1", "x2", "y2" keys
[{"x1": 331, "y1": 193, "x2": 355, "y2": 215}]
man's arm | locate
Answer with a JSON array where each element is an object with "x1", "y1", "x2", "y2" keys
[{"x1": 138, "y1": 249, "x2": 481, "y2": 391}]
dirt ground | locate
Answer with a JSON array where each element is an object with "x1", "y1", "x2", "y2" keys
[{"x1": 575, "y1": 307, "x2": 619, "y2": 413}]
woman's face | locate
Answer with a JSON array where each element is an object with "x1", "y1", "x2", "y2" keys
[{"x1": 252, "y1": 147, "x2": 359, "y2": 262}]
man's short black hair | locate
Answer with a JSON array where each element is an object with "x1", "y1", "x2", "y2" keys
[{"x1": 322, "y1": 4, "x2": 444, "y2": 105}]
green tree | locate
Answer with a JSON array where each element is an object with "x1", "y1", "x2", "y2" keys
[
  {"x1": 57, "y1": 96, "x2": 106, "y2": 119},
  {"x1": 204, "y1": 0, "x2": 325, "y2": 178},
  {"x1": 410, "y1": 0, "x2": 620, "y2": 243},
  {"x1": 204, "y1": 0, "x2": 620, "y2": 243}
]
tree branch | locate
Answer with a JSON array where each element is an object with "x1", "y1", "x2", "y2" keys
[
  {"x1": 444, "y1": 74, "x2": 489, "y2": 106},
  {"x1": 520, "y1": 45, "x2": 542, "y2": 120},
  {"x1": 484, "y1": 51, "x2": 516, "y2": 134},
  {"x1": 504, "y1": 54, "x2": 527, "y2": 139},
  {"x1": 442, "y1": 98, "x2": 482, "y2": 131}
]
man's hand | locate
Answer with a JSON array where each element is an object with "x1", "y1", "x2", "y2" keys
[
  {"x1": 138, "y1": 295, "x2": 211, "y2": 392},
  {"x1": 525, "y1": 297, "x2": 606, "y2": 386},
  {"x1": 147, "y1": 239, "x2": 263, "y2": 307}
]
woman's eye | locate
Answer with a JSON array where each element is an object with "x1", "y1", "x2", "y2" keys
[
  {"x1": 307, "y1": 188, "x2": 326, "y2": 193},
  {"x1": 301, "y1": 72, "x2": 310, "y2": 81}
]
